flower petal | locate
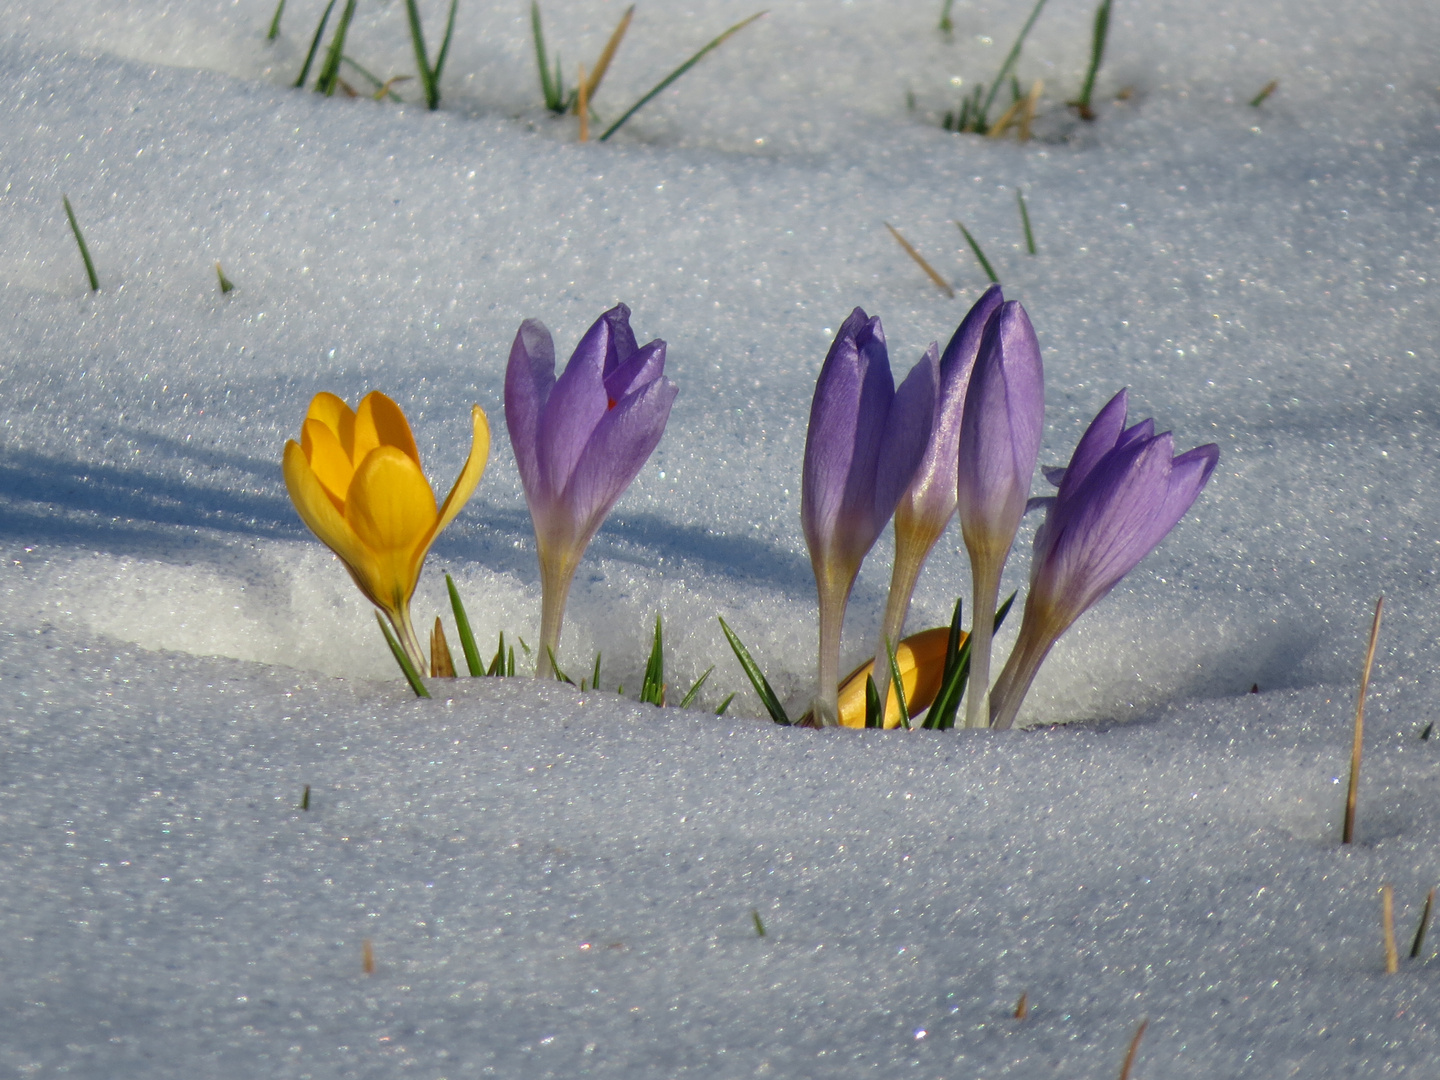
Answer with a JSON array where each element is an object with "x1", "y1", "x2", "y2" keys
[
  {"x1": 538, "y1": 313, "x2": 613, "y2": 497},
  {"x1": 283, "y1": 439, "x2": 382, "y2": 606},
  {"x1": 874, "y1": 344, "x2": 938, "y2": 526},
  {"x1": 1054, "y1": 388, "x2": 1128, "y2": 503},
  {"x1": 353, "y1": 391, "x2": 422, "y2": 469},
  {"x1": 836, "y1": 625, "x2": 954, "y2": 729},
  {"x1": 301, "y1": 417, "x2": 354, "y2": 508},
  {"x1": 345, "y1": 446, "x2": 439, "y2": 555},
  {"x1": 559, "y1": 374, "x2": 678, "y2": 551},
  {"x1": 432, "y1": 405, "x2": 491, "y2": 539},
  {"x1": 305, "y1": 392, "x2": 356, "y2": 453},
  {"x1": 603, "y1": 339, "x2": 667, "y2": 403},
  {"x1": 504, "y1": 319, "x2": 556, "y2": 503}
]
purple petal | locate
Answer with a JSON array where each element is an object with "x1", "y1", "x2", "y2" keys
[
  {"x1": 1040, "y1": 434, "x2": 1176, "y2": 615},
  {"x1": 560, "y1": 375, "x2": 679, "y2": 549},
  {"x1": 537, "y1": 311, "x2": 615, "y2": 496},
  {"x1": 802, "y1": 309, "x2": 895, "y2": 556},
  {"x1": 956, "y1": 301, "x2": 1045, "y2": 543},
  {"x1": 1055, "y1": 388, "x2": 1128, "y2": 503},
  {"x1": 604, "y1": 339, "x2": 667, "y2": 403},
  {"x1": 874, "y1": 344, "x2": 938, "y2": 524},
  {"x1": 504, "y1": 319, "x2": 556, "y2": 503}
]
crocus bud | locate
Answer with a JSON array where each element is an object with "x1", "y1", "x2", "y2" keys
[
  {"x1": 872, "y1": 285, "x2": 1004, "y2": 704},
  {"x1": 955, "y1": 300, "x2": 1044, "y2": 727},
  {"x1": 802, "y1": 308, "x2": 936, "y2": 724},
  {"x1": 988, "y1": 389, "x2": 1219, "y2": 729},
  {"x1": 505, "y1": 304, "x2": 678, "y2": 676}
]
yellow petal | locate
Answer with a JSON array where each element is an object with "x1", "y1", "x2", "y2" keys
[
  {"x1": 343, "y1": 445, "x2": 438, "y2": 611},
  {"x1": 353, "y1": 391, "x2": 422, "y2": 470},
  {"x1": 305, "y1": 392, "x2": 356, "y2": 455},
  {"x1": 283, "y1": 439, "x2": 384, "y2": 608},
  {"x1": 301, "y1": 418, "x2": 354, "y2": 509},
  {"x1": 403, "y1": 405, "x2": 490, "y2": 602},
  {"x1": 836, "y1": 626, "x2": 957, "y2": 729}
]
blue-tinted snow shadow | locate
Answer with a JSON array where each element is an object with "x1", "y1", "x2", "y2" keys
[{"x1": 0, "y1": 442, "x2": 824, "y2": 601}]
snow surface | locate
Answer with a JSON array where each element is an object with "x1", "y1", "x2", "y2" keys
[{"x1": 1, "y1": 0, "x2": 1438, "y2": 1075}]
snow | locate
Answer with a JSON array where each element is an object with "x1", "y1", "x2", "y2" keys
[{"x1": 1, "y1": 0, "x2": 1438, "y2": 1075}]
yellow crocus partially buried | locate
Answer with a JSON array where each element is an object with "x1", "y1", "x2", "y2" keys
[
  {"x1": 283, "y1": 391, "x2": 490, "y2": 671},
  {"x1": 836, "y1": 626, "x2": 956, "y2": 729}
]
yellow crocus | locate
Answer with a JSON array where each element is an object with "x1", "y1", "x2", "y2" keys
[
  {"x1": 283, "y1": 391, "x2": 490, "y2": 670},
  {"x1": 835, "y1": 626, "x2": 958, "y2": 729}
]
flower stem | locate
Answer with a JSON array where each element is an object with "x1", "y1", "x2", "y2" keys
[
  {"x1": 811, "y1": 573, "x2": 853, "y2": 726},
  {"x1": 536, "y1": 544, "x2": 581, "y2": 678},
  {"x1": 871, "y1": 521, "x2": 942, "y2": 710},
  {"x1": 963, "y1": 559, "x2": 1003, "y2": 728},
  {"x1": 390, "y1": 604, "x2": 428, "y2": 674},
  {"x1": 986, "y1": 598, "x2": 1059, "y2": 730}
]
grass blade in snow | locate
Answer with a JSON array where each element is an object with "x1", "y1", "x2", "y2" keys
[
  {"x1": 531, "y1": 1, "x2": 566, "y2": 113},
  {"x1": 679, "y1": 666, "x2": 714, "y2": 709},
  {"x1": 885, "y1": 638, "x2": 912, "y2": 729},
  {"x1": 599, "y1": 11, "x2": 765, "y2": 141},
  {"x1": 314, "y1": 0, "x2": 359, "y2": 96},
  {"x1": 718, "y1": 616, "x2": 790, "y2": 725},
  {"x1": 1016, "y1": 189, "x2": 1037, "y2": 254},
  {"x1": 445, "y1": 574, "x2": 484, "y2": 676},
  {"x1": 267, "y1": 0, "x2": 287, "y2": 40},
  {"x1": 1072, "y1": 0, "x2": 1111, "y2": 120},
  {"x1": 377, "y1": 612, "x2": 430, "y2": 698},
  {"x1": 957, "y1": 221, "x2": 999, "y2": 284},
  {"x1": 294, "y1": 0, "x2": 339, "y2": 88},
  {"x1": 978, "y1": 0, "x2": 1049, "y2": 124},
  {"x1": 62, "y1": 196, "x2": 99, "y2": 292},
  {"x1": 640, "y1": 615, "x2": 665, "y2": 705},
  {"x1": 926, "y1": 591, "x2": 1015, "y2": 729}
]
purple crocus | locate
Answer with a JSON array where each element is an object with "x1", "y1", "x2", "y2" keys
[
  {"x1": 803, "y1": 307, "x2": 937, "y2": 725},
  {"x1": 987, "y1": 389, "x2": 1219, "y2": 730},
  {"x1": 871, "y1": 285, "x2": 1004, "y2": 705},
  {"x1": 955, "y1": 300, "x2": 1045, "y2": 728},
  {"x1": 505, "y1": 304, "x2": 678, "y2": 677}
]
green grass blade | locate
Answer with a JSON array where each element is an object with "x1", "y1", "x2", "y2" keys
[
  {"x1": 923, "y1": 598, "x2": 967, "y2": 729},
  {"x1": 640, "y1": 614, "x2": 665, "y2": 705},
  {"x1": 531, "y1": 1, "x2": 563, "y2": 112},
  {"x1": 486, "y1": 630, "x2": 505, "y2": 676},
  {"x1": 751, "y1": 909, "x2": 767, "y2": 936},
  {"x1": 715, "y1": 691, "x2": 736, "y2": 716},
  {"x1": 599, "y1": 11, "x2": 766, "y2": 142},
  {"x1": 1075, "y1": 0, "x2": 1111, "y2": 113},
  {"x1": 295, "y1": 0, "x2": 339, "y2": 88},
  {"x1": 445, "y1": 574, "x2": 484, "y2": 676},
  {"x1": 267, "y1": 0, "x2": 287, "y2": 40},
  {"x1": 546, "y1": 645, "x2": 575, "y2": 685},
  {"x1": 403, "y1": 0, "x2": 439, "y2": 109},
  {"x1": 939, "y1": 0, "x2": 956, "y2": 32},
  {"x1": 930, "y1": 591, "x2": 1016, "y2": 729},
  {"x1": 314, "y1": 0, "x2": 359, "y2": 96},
  {"x1": 376, "y1": 612, "x2": 431, "y2": 697},
  {"x1": 62, "y1": 196, "x2": 99, "y2": 292},
  {"x1": 864, "y1": 674, "x2": 881, "y2": 729},
  {"x1": 678, "y1": 666, "x2": 714, "y2": 710},
  {"x1": 433, "y1": 0, "x2": 460, "y2": 82},
  {"x1": 591, "y1": 651, "x2": 602, "y2": 691},
  {"x1": 885, "y1": 638, "x2": 912, "y2": 730},
  {"x1": 978, "y1": 0, "x2": 1050, "y2": 124},
  {"x1": 1016, "y1": 188, "x2": 1037, "y2": 254},
  {"x1": 215, "y1": 263, "x2": 235, "y2": 294},
  {"x1": 507, "y1": 644, "x2": 515, "y2": 676},
  {"x1": 1248, "y1": 80, "x2": 1278, "y2": 108},
  {"x1": 717, "y1": 616, "x2": 790, "y2": 725},
  {"x1": 957, "y1": 221, "x2": 1000, "y2": 284}
]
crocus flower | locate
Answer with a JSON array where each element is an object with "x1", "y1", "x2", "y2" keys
[
  {"x1": 871, "y1": 285, "x2": 1004, "y2": 704},
  {"x1": 802, "y1": 308, "x2": 937, "y2": 725},
  {"x1": 955, "y1": 300, "x2": 1044, "y2": 728},
  {"x1": 987, "y1": 389, "x2": 1219, "y2": 730},
  {"x1": 283, "y1": 391, "x2": 491, "y2": 670},
  {"x1": 838, "y1": 625, "x2": 952, "y2": 729},
  {"x1": 505, "y1": 304, "x2": 678, "y2": 677}
]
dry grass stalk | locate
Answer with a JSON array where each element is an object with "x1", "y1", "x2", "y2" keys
[
  {"x1": 362, "y1": 938, "x2": 376, "y2": 975},
  {"x1": 1343, "y1": 596, "x2": 1383, "y2": 843},
  {"x1": 576, "y1": 3, "x2": 634, "y2": 109},
  {"x1": 1117, "y1": 1019, "x2": 1148, "y2": 1080},
  {"x1": 1013, "y1": 991, "x2": 1029, "y2": 1019},
  {"x1": 430, "y1": 618, "x2": 457, "y2": 678},
  {"x1": 578, "y1": 62, "x2": 590, "y2": 141},
  {"x1": 986, "y1": 95, "x2": 1024, "y2": 139},
  {"x1": 1382, "y1": 883, "x2": 1399, "y2": 974},
  {"x1": 1017, "y1": 79, "x2": 1043, "y2": 141},
  {"x1": 883, "y1": 223, "x2": 955, "y2": 298}
]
